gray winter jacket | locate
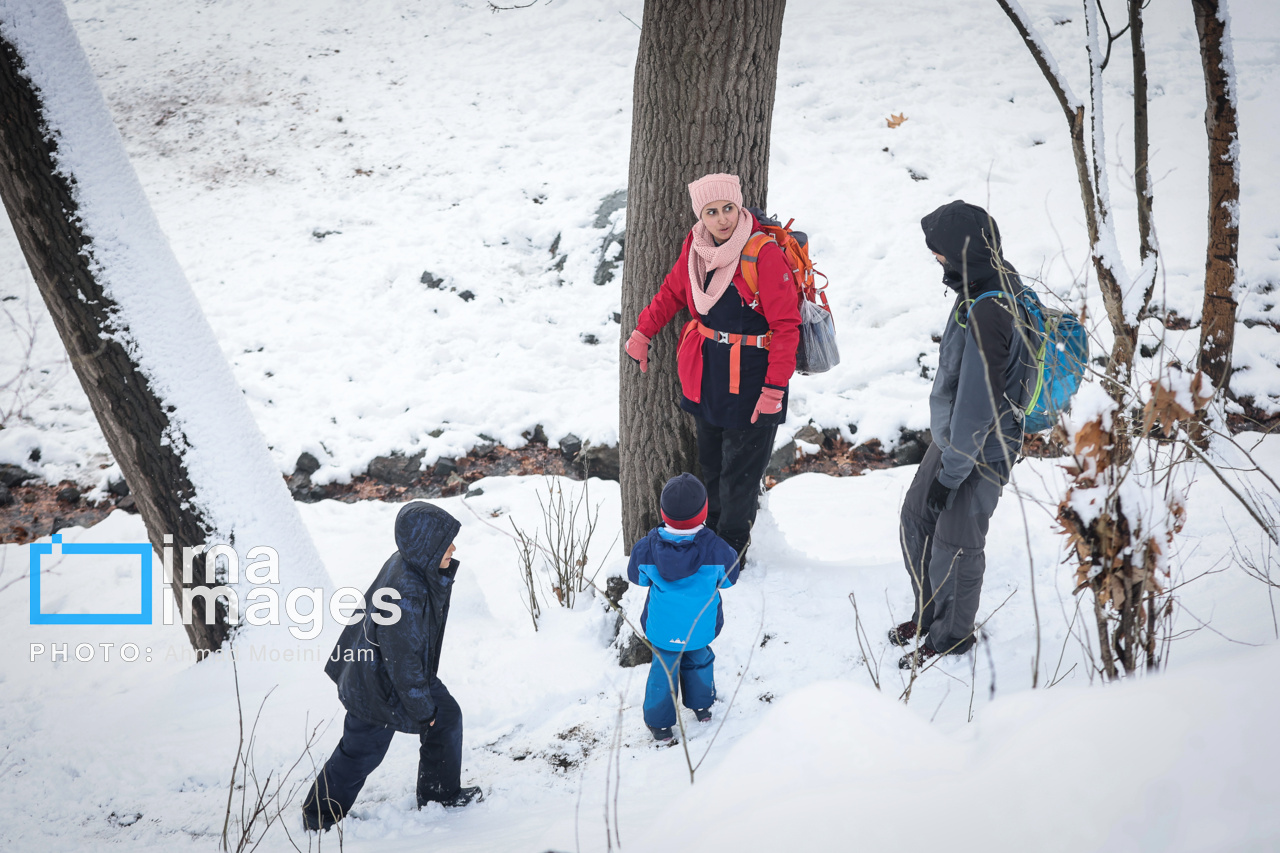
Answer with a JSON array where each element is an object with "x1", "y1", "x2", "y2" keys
[{"x1": 921, "y1": 201, "x2": 1034, "y2": 489}]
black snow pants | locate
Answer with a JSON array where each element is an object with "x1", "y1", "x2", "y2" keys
[
  {"x1": 695, "y1": 415, "x2": 777, "y2": 559},
  {"x1": 899, "y1": 441, "x2": 1009, "y2": 655},
  {"x1": 303, "y1": 677, "x2": 463, "y2": 826}
]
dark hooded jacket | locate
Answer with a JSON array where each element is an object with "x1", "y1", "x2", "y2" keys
[
  {"x1": 920, "y1": 201, "x2": 1035, "y2": 488},
  {"x1": 324, "y1": 501, "x2": 461, "y2": 733},
  {"x1": 626, "y1": 526, "x2": 740, "y2": 652}
]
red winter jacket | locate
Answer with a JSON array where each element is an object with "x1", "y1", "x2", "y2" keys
[{"x1": 636, "y1": 212, "x2": 801, "y2": 423}]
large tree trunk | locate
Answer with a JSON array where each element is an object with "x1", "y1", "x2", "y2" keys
[
  {"x1": 619, "y1": 0, "x2": 786, "y2": 552},
  {"x1": 0, "y1": 2, "x2": 328, "y2": 651},
  {"x1": 1192, "y1": 0, "x2": 1240, "y2": 393}
]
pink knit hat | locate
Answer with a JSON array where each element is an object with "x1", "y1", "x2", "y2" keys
[{"x1": 688, "y1": 173, "x2": 743, "y2": 217}]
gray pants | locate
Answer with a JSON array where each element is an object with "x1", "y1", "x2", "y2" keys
[{"x1": 899, "y1": 442, "x2": 1009, "y2": 654}]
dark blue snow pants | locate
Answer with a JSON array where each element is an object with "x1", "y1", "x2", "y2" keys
[
  {"x1": 303, "y1": 678, "x2": 463, "y2": 827},
  {"x1": 643, "y1": 645, "x2": 716, "y2": 729}
]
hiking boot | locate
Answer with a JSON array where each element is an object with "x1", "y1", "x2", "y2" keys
[
  {"x1": 648, "y1": 725, "x2": 674, "y2": 741},
  {"x1": 887, "y1": 620, "x2": 924, "y2": 647},
  {"x1": 301, "y1": 798, "x2": 342, "y2": 832},
  {"x1": 439, "y1": 787, "x2": 484, "y2": 809},
  {"x1": 693, "y1": 708, "x2": 712, "y2": 723},
  {"x1": 897, "y1": 644, "x2": 938, "y2": 670}
]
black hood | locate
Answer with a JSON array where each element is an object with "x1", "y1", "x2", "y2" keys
[
  {"x1": 920, "y1": 201, "x2": 1009, "y2": 293},
  {"x1": 394, "y1": 501, "x2": 460, "y2": 578}
]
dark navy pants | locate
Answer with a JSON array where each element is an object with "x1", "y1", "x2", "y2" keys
[
  {"x1": 643, "y1": 645, "x2": 716, "y2": 729},
  {"x1": 695, "y1": 417, "x2": 776, "y2": 558},
  {"x1": 303, "y1": 678, "x2": 463, "y2": 826}
]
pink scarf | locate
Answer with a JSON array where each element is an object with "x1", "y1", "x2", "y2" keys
[{"x1": 686, "y1": 210, "x2": 753, "y2": 316}]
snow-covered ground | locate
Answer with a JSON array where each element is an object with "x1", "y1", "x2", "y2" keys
[
  {"x1": 4, "y1": 438, "x2": 1280, "y2": 852},
  {"x1": 1, "y1": 0, "x2": 1279, "y2": 850},
  {"x1": 0, "y1": 0, "x2": 1277, "y2": 486}
]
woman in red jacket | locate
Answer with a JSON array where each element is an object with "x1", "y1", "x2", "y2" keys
[{"x1": 625, "y1": 173, "x2": 801, "y2": 565}]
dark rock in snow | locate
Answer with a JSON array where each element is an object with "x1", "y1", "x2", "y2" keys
[
  {"x1": 893, "y1": 428, "x2": 933, "y2": 466},
  {"x1": 458, "y1": 290, "x2": 475, "y2": 302},
  {"x1": 577, "y1": 443, "x2": 619, "y2": 481},
  {"x1": 580, "y1": 333, "x2": 599, "y2": 346},
  {"x1": 420, "y1": 271, "x2": 445, "y2": 289},
  {"x1": 593, "y1": 189, "x2": 627, "y2": 228},
  {"x1": 793, "y1": 425, "x2": 824, "y2": 446},
  {"x1": 611, "y1": 312, "x2": 621, "y2": 324},
  {"x1": 0, "y1": 484, "x2": 12, "y2": 508},
  {"x1": 434, "y1": 457, "x2": 458, "y2": 476},
  {"x1": 618, "y1": 630, "x2": 653, "y2": 668},
  {"x1": 766, "y1": 440, "x2": 796, "y2": 478},
  {"x1": 107, "y1": 477, "x2": 130, "y2": 498},
  {"x1": 117, "y1": 495, "x2": 137, "y2": 513},
  {"x1": 465, "y1": 486, "x2": 485, "y2": 499},
  {"x1": 367, "y1": 451, "x2": 426, "y2": 486},
  {"x1": 294, "y1": 452, "x2": 321, "y2": 477},
  {"x1": 525, "y1": 424, "x2": 548, "y2": 445},
  {"x1": 605, "y1": 576, "x2": 628, "y2": 607},
  {"x1": 0, "y1": 464, "x2": 35, "y2": 488},
  {"x1": 56, "y1": 486, "x2": 81, "y2": 505},
  {"x1": 559, "y1": 434, "x2": 583, "y2": 460}
]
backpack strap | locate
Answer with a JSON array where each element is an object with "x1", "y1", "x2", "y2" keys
[
  {"x1": 739, "y1": 232, "x2": 775, "y2": 309},
  {"x1": 953, "y1": 289, "x2": 1011, "y2": 328}
]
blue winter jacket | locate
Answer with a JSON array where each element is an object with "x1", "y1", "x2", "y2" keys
[{"x1": 627, "y1": 527, "x2": 740, "y2": 652}]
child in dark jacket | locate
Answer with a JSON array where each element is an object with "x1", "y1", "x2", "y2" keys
[
  {"x1": 302, "y1": 501, "x2": 483, "y2": 833},
  {"x1": 627, "y1": 473, "x2": 741, "y2": 741}
]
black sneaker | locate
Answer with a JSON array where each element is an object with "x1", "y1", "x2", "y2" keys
[
  {"x1": 897, "y1": 643, "x2": 938, "y2": 670},
  {"x1": 887, "y1": 620, "x2": 924, "y2": 647},
  {"x1": 693, "y1": 708, "x2": 712, "y2": 723},
  {"x1": 648, "y1": 725, "x2": 674, "y2": 741}
]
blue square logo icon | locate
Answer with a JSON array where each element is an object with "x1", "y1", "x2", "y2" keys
[{"x1": 29, "y1": 534, "x2": 154, "y2": 625}]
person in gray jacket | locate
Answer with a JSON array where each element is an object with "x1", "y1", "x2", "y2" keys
[{"x1": 890, "y1": 200, "x2": 1034, "y2": 670}]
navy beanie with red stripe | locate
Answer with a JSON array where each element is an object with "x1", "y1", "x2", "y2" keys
[{"x1": 660, "y1": 473, "x2": 708, "y2": 530}]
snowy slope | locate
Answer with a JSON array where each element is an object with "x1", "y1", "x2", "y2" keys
[
  {"x1": 0, "y1": 0, "x2": 1277, "y2": 487},
  {"x1": 3, "y1": 440, "x2": 1279, "y2": 851}
]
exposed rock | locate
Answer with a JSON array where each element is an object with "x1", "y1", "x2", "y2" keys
[
  {"x1": 766, "y1": 440, "x2": 796, "y2": 478},
  {"x1": 893, "y1": 428, "x2": 933, "y2": 466},
  {"x1": 580, "y1": 333, "x2": 599, "y2": 346},
  {"x1": 465, "y1": 486, "x2": 485, "y2": 499},
  {"x1": 56, "y1": 486, "x2": 81, "y2": 505},
  {"x1": 0, "y1": 464, "x2": 35, "y2": 488},
  {"x1": 592, "y1": 189, "x2": 627, "y2": 228},
  {"x1": 618, "y1": 630, "x2": 653, "y2": 668},
  {"x1": 118, "y1": 495, "x2": 137, "y2": 513},
  {"x1": 420, "y1": 271, "x2": 444, "y2": 289},
  {"x1": 577, "y1": 442, "x2": 619, "y2": 481},
  {"x1": 794, "y1": 425, "x2": 825, "y2": 446},
  {"x1": 367, "y1": 451, "x2": 426, "y2": 486},
  {"x1": 106, "y1": 477, "x2": 130, "y2": 498},
  {"x1": 295, "y1": 452, "x2": 321, "y2": 477},
  {"x1": 434, "y1": 457, "x2": 458, "y2": 476},
  {"x1": 525, "y1": 424, "x2": 548, "y2": 445},
  {"x1": 458, "y1": 290, "x2": 475, "y2": 302},
  {"x1": 559, "y1": 434, "x2": 583, "y2": 460},
  {"x1": 0, "y1": 484, "x2": 12, "y2": 508}
]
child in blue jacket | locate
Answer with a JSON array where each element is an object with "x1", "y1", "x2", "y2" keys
[{"x1": 627, "y1": 473, "x2": 741, "y2": 741}]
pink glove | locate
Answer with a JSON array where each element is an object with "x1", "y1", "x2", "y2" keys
[
  {"x1": 751, "y1": 387, "x2": 785, "y2": 423},
  {"x1": 625, "y1": 330, "x2": 651, "y2": 373}
]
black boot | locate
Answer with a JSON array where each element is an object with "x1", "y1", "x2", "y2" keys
[
  {"x1": 439, "y1": 787, "x2": 484, "y2": 808},
  {"x1": 887, "y1": 620, "x2": 925, "y2": 647}
]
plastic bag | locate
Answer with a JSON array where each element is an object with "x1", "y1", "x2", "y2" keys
[{"x1": 796, "y1": 298, "x2": 839, "y2": 375}]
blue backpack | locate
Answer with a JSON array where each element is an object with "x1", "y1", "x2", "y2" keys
[{"x1": 967, "y1": 289, "x2": 1088, "y2": 434}]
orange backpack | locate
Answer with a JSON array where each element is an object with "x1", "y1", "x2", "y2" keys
[
  {"x1": 739, "y1": 209, "x2": 830, "y2": 315},
  {"x1": 739, "y1": 208, "x2": 839, "y2": 375}
]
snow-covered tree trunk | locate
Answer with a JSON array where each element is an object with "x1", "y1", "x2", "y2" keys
[
  {"x1": 0, "y1": 1, "x2": 328, "y2": 651},
  {"x1": 619, "y1": 0, "x2": 786, "y2": 551},
  {"x1": 1192, "y1": 0, "x2": 1240, "y2": 394}
]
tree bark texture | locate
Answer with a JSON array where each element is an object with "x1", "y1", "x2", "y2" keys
[
  {"x1": 0, "y1": 34, "x2": 226, "y2": 650},
  {"x1": 619, "y1": 0, "x2": 786, "y2": 552},
  {"x1": 1192, "y1": 0, "x2": 1240, "y2": 393},
  {"x1": 1129, "y1": 0, "x2": 1156, "y2": 264}
]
